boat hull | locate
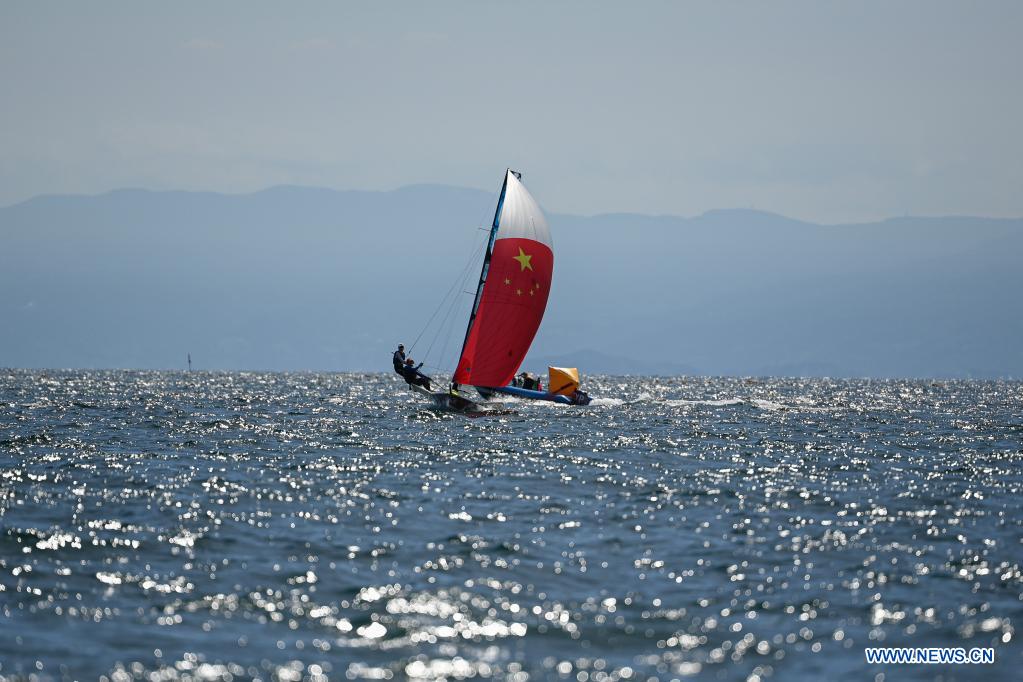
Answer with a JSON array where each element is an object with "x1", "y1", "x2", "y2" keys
[
  {"x1": 485, "y1": 385, "x2": 590, "y2": 405},
  {"x1": 410, "y1": 384, "x2": 481, "y2": 411}
]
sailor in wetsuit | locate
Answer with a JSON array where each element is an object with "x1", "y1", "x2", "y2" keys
[
  {"x1": 515, "y1": 372, "x2": 541, "y2": 391},
  {"x1": 392, "y1": 344, "x2": 406, "y2": 375},
  {"x1": 401, "y1": 357, "x2": 432, "y2": 391}
]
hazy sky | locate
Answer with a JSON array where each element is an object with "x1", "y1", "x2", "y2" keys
[{"x1": 2, "y1": 1, "x2": 1021, "y2": 222}]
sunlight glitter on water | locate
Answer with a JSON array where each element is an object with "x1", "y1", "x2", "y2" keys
[{"x1": 1, "y1": 370, "x2": 1020, "y2": 680}]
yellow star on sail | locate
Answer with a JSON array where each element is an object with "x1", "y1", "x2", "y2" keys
[{"x1": 513, "y1": 248, "x2": 533, "y2": 271}]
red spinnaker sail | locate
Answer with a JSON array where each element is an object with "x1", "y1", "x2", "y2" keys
[
  {"x1": 454, "y1": 172, "x2": 553, "y2": 388},
  {"x1": 455, "y1": 238, "x2": 553, "y2": 386}
]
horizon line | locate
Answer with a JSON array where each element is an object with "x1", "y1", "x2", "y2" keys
[{"x1": 2, "y1": 366, "x2": 1018, "y2": 382}]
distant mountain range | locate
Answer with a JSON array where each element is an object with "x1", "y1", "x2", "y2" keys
[{"x1": 2, "y1": 185, "x2": 1021, "y2": 378}]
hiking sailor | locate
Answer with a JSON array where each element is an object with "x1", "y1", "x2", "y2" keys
[
  {"x1": 392, "y1": 344, "x2": 406, "y2": 375},
  {"x1": 401, "y1": 357, "x2": 432, "y2": 391},
  {"x1": 514, "y1": 371, "x2": 541, "y2": 391}
]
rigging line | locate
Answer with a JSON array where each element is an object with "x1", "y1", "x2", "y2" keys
[
  {"x1": 408, "y1": 274, "x2": 461, "y2": 353},
  {"x1": 425, "y1": 224, "x2": 488, "y2": 372},
  {"x1": 416, "y1": 239, "x2": 489, "y2": 375},
  {"x1": 408, "y1": 181, "x2": 502, "y2": 364},
  {"x1": 408, "y1": 227, "x2": 488, "y2": 354},
  {"x1": 436, "y1": 278, "x2": 471, "y2": 373},
  {"x1": 439, "y1": 238, "x2": 491, "y2": 372},
  {"x1": 473, "y1": 183, "x2": 504, "y2": 232},
  {"x1": 438, "y1": 321, "x2": 459, "y2": 376},
  {"x1": 425, "y1": 265, "x2": 471, "y2": 370}
]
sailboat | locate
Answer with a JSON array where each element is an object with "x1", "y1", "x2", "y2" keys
[{"x1": 410, "y1": 169, "x2": 591, "y2": 409}]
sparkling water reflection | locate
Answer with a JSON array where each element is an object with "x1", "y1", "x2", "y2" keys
[{"x1": 0, "y1": 370, "x2": 1020, "y2": 681}]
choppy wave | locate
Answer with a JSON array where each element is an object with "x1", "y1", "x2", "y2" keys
[{"x1": 1, "y1": 370, "x2": 1021, "y2": 681}]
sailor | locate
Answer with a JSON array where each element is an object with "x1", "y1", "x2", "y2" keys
[
  {"x1": 392, "y1": 344, "x2": 406, "y2": 374},
  {"x1": 518, "y1": 372, "x2": 540, "y2": 391},
  {"x1": 401, "y1": 357, "x2": 432, "y2": 390}
]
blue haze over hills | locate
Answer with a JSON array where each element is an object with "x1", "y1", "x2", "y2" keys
[{"x1": 1, "y1": 186, "x2": 1020, "y2": 378}]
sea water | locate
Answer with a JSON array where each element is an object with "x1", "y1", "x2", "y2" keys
[{"x1": 1, "y1": 370, "x2": 1020, "y2": 681}]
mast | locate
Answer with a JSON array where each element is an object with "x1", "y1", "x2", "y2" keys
[{"x1": 454, "y1": 169, "x2": 514, "y2": 385}]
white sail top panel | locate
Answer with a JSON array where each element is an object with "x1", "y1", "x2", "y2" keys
[{"x1": 496, "y1": 171, "x2": 552, "y2": 247}]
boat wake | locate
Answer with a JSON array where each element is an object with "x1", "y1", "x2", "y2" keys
[
  {"x1": 465, "y1": 393, "x2": 830, "y2": 412},
  {"x1": 662, "y1": 397, "x2": 788, "y2": 410},
  {"x1": 426, "y1": 403, "x2": 514, "y2": 418},
  {"x1": 588, "y1": 396, "x2": 625, "y2": 407},
  {"x1": 659, "y1": 396, "x2": 841, "y2": 411}
]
